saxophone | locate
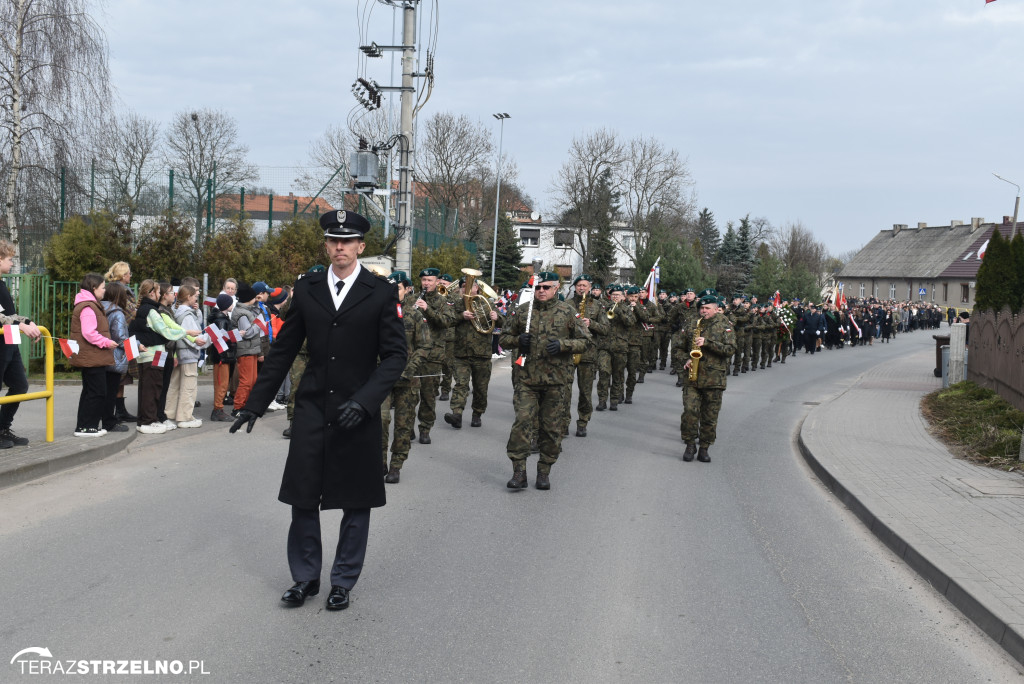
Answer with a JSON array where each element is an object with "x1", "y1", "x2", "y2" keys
[
  {"x1": 688, "y1": 317, "x2": 704, "y2": 383},
  {"x1": 573, "y1": 292, "x2": 588, "y2": 365}
]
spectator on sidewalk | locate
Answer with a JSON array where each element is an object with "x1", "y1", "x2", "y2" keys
[
  {"x1": 220, "y1": 277, "x2": 239, "y2": 406},
  {"x1": 0, "y1": 240, "x2": 42, "y2": 448},
  {"x1": 129, "y1": 280, "x2": 188, "y2": 434},
  {"x1": 165, "y1": 285, "x2": 207, "y2": 428},
  {"x1": 152, "y1": 282, "x2": 201, "y2": 431},
  {"x1": 229, "y1": 283, "x2": 263, "y2": 416},
  {"x1": 100, "y1": 282, "x2": 132, "y2": 433},
  {"x1": 104, "y1": 261, "x2": 137, "y2": 422},
  {"x1": 208, "y1": 294, "x2": 237, "y2": 422},
  {"x1": 70, "y1": 274, "x2": 117, "y2": 437}
]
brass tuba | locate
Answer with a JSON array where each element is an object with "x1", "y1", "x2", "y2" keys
[
  {"x1": 461, "y1": 268, "x2": 495, "y2": 334},
  {"x1": 688, "y1": 317, "x2": 704, "y2": 383}
]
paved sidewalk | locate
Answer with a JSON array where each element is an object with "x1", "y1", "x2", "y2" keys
[{"x1": 800, "y1": 345, "x2": 1024, "y2": 665}]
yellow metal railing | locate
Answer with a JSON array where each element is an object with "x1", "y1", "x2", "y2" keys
[{"x1": 0, "y1": 326, "x2": 55, "y2": 442}]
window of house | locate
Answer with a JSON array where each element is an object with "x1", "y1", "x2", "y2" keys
[
  {"x1": 960, "y1": 284, "x2": 969, "y2": 303},
  {"x1": 942, "y1": 283, "x2": 948, "y2": 302},
  {"x1": 520, "y1": 228, "x2": 539, "y2": 247},
  {"x1": 889, "y1": 283, "x2": 896, "y2": 299},
  {"x1": 553, "y1": 230, "x2": 573, "y2": 248},
  {"x1": 859, "y1": 283, "x2": 865, "y2": 298}
]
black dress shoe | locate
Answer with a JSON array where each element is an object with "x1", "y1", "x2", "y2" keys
[
  {"x1": 326, "y1": 585, "x2": 350, "y2": 611},
  {"x1": 281, "y1": 579, "x2": 320, "y2": 606}
]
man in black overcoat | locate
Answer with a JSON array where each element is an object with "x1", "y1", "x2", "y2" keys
[{"x1": 231, "y1": 210, "x2": 407, "y2": 611}]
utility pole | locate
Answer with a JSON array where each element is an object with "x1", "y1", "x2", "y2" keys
[
  {"x1": 490, "y1": 113, "x2": 511, "y2": 285},
  {"x1": 395, "y1": 2, "x2": 416, "y2": 274}
]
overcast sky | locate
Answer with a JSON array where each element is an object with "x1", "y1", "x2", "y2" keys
[{"x1": 105, "y1": 0, "x2": 1024, "y2": 255}]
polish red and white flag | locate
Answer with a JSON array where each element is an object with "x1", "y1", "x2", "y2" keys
[
  {"x1": 204, "y1": 325, "x2": 229, "y2": 353},
  {"x1": 124, "y1": 335, "x2": 140, "y2": 361},
  {"x1": 3, "y1": 325, "x2": 21, "y2": 345},
  {"x1": 58, "y1": 338, "x2": 80, "y2": 358},
  {"x1": 203, "y1": 295, "x2": 218, "y2": 308},
  {"x1": 253, "y1": 318, "x2": 269, "y2": 336},
  {"x1": 152, "y1": 350, "x2": 168, "y2": 367}
]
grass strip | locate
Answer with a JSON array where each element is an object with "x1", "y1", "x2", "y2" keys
[{"x1": 921, "y1": 381, "x2": 1024, "y2": 470}]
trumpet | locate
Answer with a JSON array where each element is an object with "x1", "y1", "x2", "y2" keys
[
  {"x1": 606, "y1": 301, "x2": 619, "y2": 320},
  {"x1": 688, "y1": 317, "x2": 704, "y2": 383},
  {"x1": 437, "y1": 282, "x2": 449, "y2": 297}
]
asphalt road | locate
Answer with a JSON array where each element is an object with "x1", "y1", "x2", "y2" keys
[{"x1": 1, "y1": 332, "x2": 1021, "y2": 682}]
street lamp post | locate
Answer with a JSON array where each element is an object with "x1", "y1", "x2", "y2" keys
[
  {"x1": 992, "y1": 172, "x2": 1020, "y2": 239},
  {"x1": 490, "y1": 113, "x2": 511, "y2": 285}
]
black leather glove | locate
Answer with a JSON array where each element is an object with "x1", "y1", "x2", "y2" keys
[
  {"x1": 518, "y1": 333, "x2": 532, "y2": 350},
  {"x1": 337, "y1": 400, "x2": 369, "y2": 430},
  {"x1": 545, "y1": 339, "x2": 561, "y2": 355},
  {"x1": 229, "y1": 409, "x2": 259, "y2": 434}
]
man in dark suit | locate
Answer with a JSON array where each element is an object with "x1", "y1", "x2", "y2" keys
[{"x1": 230, "y1": 210, "x2": 407, "y2": 611}]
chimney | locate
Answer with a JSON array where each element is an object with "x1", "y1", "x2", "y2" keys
[
  {"x1": 970, "y1": 217, "x2": 983, "y2": 231},
  {"x1": 1005, "y1": 216, "x2": 1013, "y2": 225},
  {"x1": 950, "y1": 220, "x2": 963, "y2": 227},
  {"x1": 917, "y1": 222, "x2": 927, "y2": 229},
  {"x1": 892, "y1": 224, "x2": 904, "y2": 236}
]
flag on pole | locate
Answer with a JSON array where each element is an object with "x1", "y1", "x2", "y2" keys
[
  {"x1": 772, "y1": 291, "x2": 781, "y2": 307},
  {"x1": 152, "y1": 350, "x2": 168, "y2": 368},
  {"x1": 978, "y1": 239, "x2": 989, "y2": 260},
  {"x1": 58, "y1": 338, "x2": 80, "y2": 358},
  {"x1": 987, "y1": 0, "x2": 997, "y2": 4},
  {"x1": 3, "y1": 325, "x2": 21, "y2": 345},
  {"x1": 124, "y1": 335, "x2": 140, "y2": 361},
  {"x1": 643, "y1": 257, "x2": 661, "y2": 300}
]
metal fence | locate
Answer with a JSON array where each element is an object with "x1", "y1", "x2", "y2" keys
[
  {"x1": 8, "y1": 164, "x2": 475, "y2": 269},
  {"x1": 967, "y1": 308, "x2": 1024, "y2": 411}
]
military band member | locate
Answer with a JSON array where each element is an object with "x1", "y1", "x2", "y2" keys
[
  {"x1": 680, "y1": 291, "x2": 736, "y2": 463},
  {"x1": 444, "y1": 278, "x2": 502, "y2": 429},
  {"x1": 591, "y1": 284, "x2": 613, "y2": 411},
  {"x1": 654, "y1": 290, "x2": 671, "y2": 370},
  {"x1": 413, "y1": 268, "x2": 457, "y2": 444},
  {"x1": 381, "y1": 271, "x2": 431, "y2": 484},
  {"x1": 500, "y1": 272, "x2": 591, "y2": 490},
  {"x1": 669, "y1": 288, "x2": 698, "y2": 385},
  {"x1": 605, "y1": 285, "x2": 634, "y2": 409},
  {"x1": 437, "y1": 273, "x2": 456, "y2": 401},
  {"x1": 568, "y1": 274, "x2": 609, "y2": 437}
]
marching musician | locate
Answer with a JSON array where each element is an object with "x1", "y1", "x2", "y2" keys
[
  {"x1": 444, "y1": 273, "x2": 503, "y2": 430},
  {"x1": 567, "y1": 274, "x2": 608, "y2": 437}
]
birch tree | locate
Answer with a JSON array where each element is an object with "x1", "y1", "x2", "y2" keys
[{"x1": 0, "y1": 0, "x2": 110, "y2": 248}]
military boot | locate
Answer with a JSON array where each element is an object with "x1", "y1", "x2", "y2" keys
[
  {"x1": 506, "y1": 462, "x2": 528, "y2": 489},
  {"x1": 596, "y1": 400, "x2": 607, "y2": 411},
  {"x1": 535, "y1": 467, "x2": 551, "y2": 490},
  {"x1": 669, "y1": 368, "x2": 677, "y2": 375},
  {"x1": 675, "y1": 377, "x2": 683, "y2": 387},
  {"x1": 444, "y1": 412, "x2": 462, "y2": 429},
  {"x1": 682, "y1": 443, "x2": 697, "y2": 462},
  {"x1": 636, "y1": 375, "x2": 645, "y2": 384},
  {"x1": 609, "y1": 401, "x2": 618, "y2": 411},
  {"x1": 697, "y1": 446, "x2": 711, "y2": 463},
  {"x1": 732, "y1": 370, "x2": 739, "y2": 377},
  {"x1": 575, "y1": 425, "x2": 587, "y2": 437},
  {"x1": 623, "y1": 394, "x2": 633, "y2": 404},
  {"x1": 418, "y1": 429, "x2": 431, "y2": 445},
  {"x1": 385, "y1": 466, "x2": 401, "y2": 484},
  {"x1": 470, "y1": 413, "x2": 482, "y2": 427}
]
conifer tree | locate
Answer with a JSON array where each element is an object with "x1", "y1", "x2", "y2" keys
[{"x1": 974, "y1": 229, "x2": 1015, "y2": 313}]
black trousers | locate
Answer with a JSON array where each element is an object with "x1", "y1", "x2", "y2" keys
[
  {"x1": 103, "y1": 371, "x2": 122, "y2": 429},
  {"x1": 0, "y1": 346, "x2": 28, "y2": 431},
  {"x1": 77, "y1": 367, "x2": 106, "y2": 430},
  {"x1": 287, "y1": 507, "x2": 371, "y2": 590}
]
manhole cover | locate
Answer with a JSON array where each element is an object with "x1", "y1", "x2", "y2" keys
[{"x1": 960, "y1": 478, "x2": 1024, "y2": 496}]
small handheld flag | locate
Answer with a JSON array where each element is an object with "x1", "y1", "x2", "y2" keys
[
  {"x1": 203, "y1": 296, "x2": 218, "y2": 308},
  {"x1": 3, "y1": 325, "x2": 21, "y2": 345},
  {"x1": 204, "y1": 325, "x2": 229, "y2": 353},
  {"x1": 58, "y1": 338, "x2": 80, "y2": 358},
  {"x1": 124, "y1": 335, "x2": 140, "y2": 361},
  {"x1": 253, "y1": 318, "x2": 269, "y2": 336},
  {"x1": 152, "y1": 350, "x2": 168, "y2": 368}
]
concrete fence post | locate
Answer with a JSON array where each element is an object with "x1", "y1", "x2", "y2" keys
[{"x1": 948, "y1": 323, "x2": 967, "y2": 384}]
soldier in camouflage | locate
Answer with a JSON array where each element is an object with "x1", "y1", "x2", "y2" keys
[
  {"x1": 499, "y1": 272, "x2": 591, "y2": 490},
  {"x1": 567, "y1": 274, "x2": 608, "y2": 437},
  {"x1": 382, "y1": 271, "x2": 432, "y2": 484},
  {"x1": 654, "y1": 290, "x2": 671, "y2": 370},
  {"x1": 413, "y1": 267, "x2": 457, "y2": 444},
  {"x1": 605, "y1": 286, "x2": 634, "y2": 409},
  {"x1": 680, "y1": 290, "x2": 737, "y2": 463},
  {"x1": 624, "y1": 286, "x2": 647, "y2": 401},
  {"x1": 444, "y1": 276, "x2": 502, "y2": 429},
  {"x1": 728, "y1": 294, "x2": 750, "y2": 377},
  {"x1": 437, "y1": 273, "x2": 456, "y2": 401},
  {"x1": 591, "y1": 284, "x2": 613, "y2": 411},
  {"x1": 669, "y1": 289, "x2": 698, "y2": 386}
]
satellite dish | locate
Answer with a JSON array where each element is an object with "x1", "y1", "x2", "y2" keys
[{"x1": 530, "y1": 211, "x2": 540, "y2": 221}]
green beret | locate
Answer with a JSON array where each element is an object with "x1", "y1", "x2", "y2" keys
[
  {"x1": 697, "y1": 288, "x2": 717, "y2": 299},
  {"x1": 439, "y1": 273, "x2": 453, "y2": 282},
  {"x1": 536, "y1": 271, "x2": 560, "y2": 283},
  {"x1": 718, "y1": 297, "x2": 727, "y2": 307},
  {"x1": 684, "y1": 288, "x2": 695, "y2": 294},
  {"x1": 308, "y1": 264, "x2": 326, "y2": 273},
  {"x1": 627, "y1": 286, "x2": 641, "y2": 295},
  {"x1": 592, "y1": 283, "x2": 604, "y2": 290},
  {"x1": 699, "y1": 294, "x2": 719, "y2": 306},
  {"x1": 388, "y1": 270, "x2": 411, "y2": 285},
  {"x1": 658, "y1": 289, "x2": 666, "y2": 295},
  {"x1": 419, "y1": 267, "x2": 440, "y2": 278},
  {"x1": 572, "y1": 273, "x2": 593, "y2": 285}
]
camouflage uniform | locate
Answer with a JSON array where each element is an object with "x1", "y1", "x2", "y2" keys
[
  {"x1": 440, "y1": 289, "x2": 457, "y2": 397},
  {"x1": 568, "y1": 292, "x2": 609, "y2": 431},
  {"x1": 655, "y1": 296, "x2": 671, "y2": 369},
  {"x1": 416, "y1": 289, "x2": 457, "y2": 436},
  {"x1": 669, "y1": 299, "x2": 699, "y2": 377},
  {"x1": 741, "y1": 303, "x2": 755, "y2": 371},
  {"x1": 606, "y1": 300, "x2": 634, "y2": 406},
  {"x1": 729, "y1": 303, "x2": 751, "y2": 375},
  {"x1": 594, "y1": 297, "x2": 613, "y2": 406},
  {"x1": 626, "y1": 301, "x2": 648, "y2": 396},
  {"x1": 500, "y1": 298, "x2": 591, "y2": 474},
  {"x1": 640, "y1": 298, "x2": 659, "y2": 375},
  {"x1": 760, "y1": 309, "x2": 777, "y2": 368},
  {"x1": 449, "y1": 294, "x2": 503, "y2": 420},
  {"x1": 680, "y1": 311, "x2": 736, "y2": 446},
  {"x1": 383, "y1": 293, "x2": 431, "y2": 471}
]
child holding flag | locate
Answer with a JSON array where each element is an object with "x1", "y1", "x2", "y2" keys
[
  {"x1": 165, "y1": 285, "x2": 208, "y2": 428},
  {"x1": 128, "y1": 281, "x2": 190, "y2": 434},
  {"x1": 70, "y1": 273, "x2": 118, "y2": 437}
]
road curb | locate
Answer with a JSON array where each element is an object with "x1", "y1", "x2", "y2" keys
[
  {"x1": 0, "y1": 430, "x2": 137, "y2": 491},
  {"x1": 796, "y1": 416, "x2": 1024, "y2": 666}
]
